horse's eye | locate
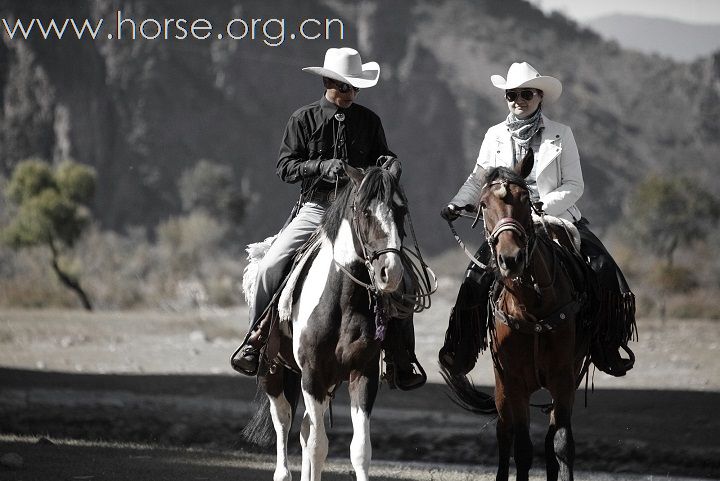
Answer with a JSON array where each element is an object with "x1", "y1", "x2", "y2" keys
[{"x1": 363, "y1": 209, "x2": 371, "y2": 218}]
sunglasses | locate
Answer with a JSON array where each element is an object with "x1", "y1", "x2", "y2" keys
[
  {"x1": 330, "y1": 79, "x2": 360, "y2": 93},
  {"x1": 505, "y1": 89, "x2": 539, "y2": 102}
]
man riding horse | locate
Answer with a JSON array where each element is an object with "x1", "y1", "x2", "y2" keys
[{"x1": 232, "y1": 47, "x2": 425, "y2": 391}]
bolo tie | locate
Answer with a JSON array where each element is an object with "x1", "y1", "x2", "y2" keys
[{"x1": 333, "y1": 111, "x2": 348, "y2": 161}]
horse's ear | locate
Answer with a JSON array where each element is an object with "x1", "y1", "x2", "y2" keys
[
  {"x1": 344, "y1": 163, "x2": 365, "y2": 186},
  {"x1": 516, "y1": 148, "x2": 534, "y2": 179},
  {"x1": 386, "y1": 158, "x2": 402, "y2": 181}
]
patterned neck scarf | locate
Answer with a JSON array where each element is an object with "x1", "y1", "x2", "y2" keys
[{"x1": 505, "y1": 105, "x2": 544, "y2": 146}]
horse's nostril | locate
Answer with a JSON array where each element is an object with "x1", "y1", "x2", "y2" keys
[
  {"x1": 499, "y1": 254, "x2": 518, "y2": 271},
  {"x1": 380, "y1": 266, "x2": 389, "y2": 283},
  {"x1": 499, "y1": 255, "x2": 508, "y2": 269}
]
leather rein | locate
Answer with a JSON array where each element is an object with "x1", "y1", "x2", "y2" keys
[
  {"x1": 332, "y1": 173, "x2": 403, "y2": 295},
  {"x1": 333, "y1": 173, "x2": 437, "y2": 315}
]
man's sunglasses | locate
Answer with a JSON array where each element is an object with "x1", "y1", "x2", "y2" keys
[
  {"x1": 330, "y1": 79, "x2": 360, "y2": 93},
  {"x1": 505, "y1": 89, "x2": 539, "y2": 102}
]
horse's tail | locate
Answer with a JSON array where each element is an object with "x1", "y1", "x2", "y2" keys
[
  {"x1": 440, "y1": 365, "x2": 497, "y2": 415},
  {"x1": 241, "y1": 368, "x2": 302, "y2": 447}
]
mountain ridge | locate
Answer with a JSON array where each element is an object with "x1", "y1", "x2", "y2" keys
[
  {"x1": 587, "y1": 13, "x2": 720, "y2": 62},
  {"x1": 0, "y1": 0, "x2": 718, "y2": 253}
]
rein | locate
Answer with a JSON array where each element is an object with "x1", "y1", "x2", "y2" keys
[
  {"x1": 334, "y1": 172, "x2": 437, "y2": 324},
  {"x1": 446, "y1": 220, "x2": 491, "y2": 271}
]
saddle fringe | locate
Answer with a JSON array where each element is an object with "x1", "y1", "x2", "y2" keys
[
  {"x1": 441, "y1": 277, "x2": 490, "y2": 375},
  {"x1": 593, "y1": 288, "x2": 637, "y2": 346},
  {"x1": 242, "y1": 235, "x2": 277, "y2": 310}
]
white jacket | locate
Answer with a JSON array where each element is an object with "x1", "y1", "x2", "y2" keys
[{"x1": 475, "y1": 115, "x2": 583, "y2": 221}]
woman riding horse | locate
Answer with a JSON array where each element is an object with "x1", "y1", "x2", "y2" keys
[{"x1": 439, "y1": 61, "x2": 635, "y2": 378}]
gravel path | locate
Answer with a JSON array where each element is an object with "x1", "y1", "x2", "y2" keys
[{"x1": 0, "y1": 308, "x2": 719, "y2": 480}]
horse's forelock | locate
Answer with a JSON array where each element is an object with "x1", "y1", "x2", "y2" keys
[
  {"x1": 484, "y1": 166, "x2": 527, "y2": 190},
  {"x1": 321, "y1": 167, "x2": 403, "y2": 242},
  {"x1": 355, "y1": 167, "x2": 398, "y2": 213}
]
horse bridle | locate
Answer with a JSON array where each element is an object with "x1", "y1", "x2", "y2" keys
[
  {"x1": 332, "y1": 172, "x2": 404, "y2": 295},
  {"x1": 482, "y1": 180, "x2": 535, "y2": 275}
]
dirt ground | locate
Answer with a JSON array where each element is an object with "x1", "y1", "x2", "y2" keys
[{"x1": 0, "y1": 306, "x2": 719, "y2": 480}]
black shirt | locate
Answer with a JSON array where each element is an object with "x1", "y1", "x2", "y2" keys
[{"x1": 276, "y1": 95, "x2": 395, "y2": 194}]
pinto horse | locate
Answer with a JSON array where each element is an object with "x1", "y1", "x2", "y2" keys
[
  {"x1": 243, "y1": 163, "x2": 409, "y2": 481},
  {"x1": 443, "y1": 152, "x2": 593, "y2": 481}
]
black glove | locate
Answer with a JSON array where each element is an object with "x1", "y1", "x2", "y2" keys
[
  {"x1": 441, "y1": 204, "x2": 461, "y2": 221},
  {"x1": 319, "y1": 158, "x2": 347, "y2": 181},
  {"x1": 378, "y1": 155, "x2": 402, "y2": 180}
]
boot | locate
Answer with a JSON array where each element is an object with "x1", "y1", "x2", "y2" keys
[
  {"x1": 231, "y1": 345, "x2": 260, "y2": 376},
  {"x1": 591, "y1": 341, "x2": 635, "y2": 377},
  {"x1": 385, "y1": 356, "x2": 426, "y2": 390},
  {"x1": 230, "y1": 313, "x2": 273, "y2": 376},
  {"x1": 383, "y1": 316, "x2": 426, "y2": 391},
  {"x1": 439, "y1": 248, "x2": 494, "y2": 376}
]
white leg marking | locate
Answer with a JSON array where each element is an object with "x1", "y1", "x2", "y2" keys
[
  {"x1": 268, "y1": 393, "x2": 293, "y2": 481},
  {"x1": 300, "y1": 390, "x2": 329, "y2": 481},
  {"x1": 350, "y1": 405, "x2": 371, "y2": 481},
  {"x1": 300, "y1": 412, "x2": 311, "y2": 481}
]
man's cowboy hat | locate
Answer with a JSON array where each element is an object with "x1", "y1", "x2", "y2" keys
[
  {"x1": 491, "y1": 62, "x2": 562, "y2": 103},
  {"x1": 303, "y1": 47, "x2": 380, "y2": 89}
]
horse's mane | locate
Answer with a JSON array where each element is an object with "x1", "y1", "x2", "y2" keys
[
  {"x1": 321, "y1": 166, "x2": 399, "y2": 241},
  {"x1": 484, "y1": 166, "x2": 528, "y2": 189}
]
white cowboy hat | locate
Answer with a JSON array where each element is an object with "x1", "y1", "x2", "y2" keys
[
  {"x1": 302, "y1": 47, "x2": 380, "y2": 89},
  {"x1": 490, "y1": 62, "x2": 562, "y2": 103}
]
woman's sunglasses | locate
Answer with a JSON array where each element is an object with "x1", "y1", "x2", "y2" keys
[
  {"x1": 505, "y1": 89, "x2": 539, "y2": 102},
  {"x1": 330, "y1": 79, "x2": 360, "y2": 93}
]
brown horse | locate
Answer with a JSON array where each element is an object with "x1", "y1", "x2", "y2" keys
[{"x1": 442, "y1": 152, "x2": 593, "y2": 481}]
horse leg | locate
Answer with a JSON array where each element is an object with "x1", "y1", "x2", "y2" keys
[
  {"x1": 495, "y1": 375, "x2": 533, "y2": 481},
  {"x1": 510, "y1": 399, "x2": 532, "y2": 481},
  {"x1": 544, "y1": 421, "x2": 559, "y2": 481},
  {"x1": 259, "y1": 368, "x2": 293, "y2": 481},
  {"x1": 546, "y1": 378, "x2": 576, "y2": 481},
  {"x1": 299, "y1": 411, "x2": 311, "y2": 481},
  {"x1": 494, "y1": 381, "x2": 512, "y2": 481},
  {"x1": 300, "y1": 386, "x2": 330, "y2": 481},
  {"x1": 348, "y1": 365, "x2": 379, "y2": 481},
  {"x1": 268, "y1": 391, "x2": 293, "y2": 481}
]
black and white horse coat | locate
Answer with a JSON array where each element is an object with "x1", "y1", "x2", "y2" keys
[{"x1": 243, "y1": 163, "x2": 407, "y2": 481}]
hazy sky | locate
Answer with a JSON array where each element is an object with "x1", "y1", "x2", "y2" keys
[{"x1": 526, "y1": 0, "x2": 720, "y2": 24}]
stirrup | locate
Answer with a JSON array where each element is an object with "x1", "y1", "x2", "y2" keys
[
  {"x1": 614, "y1": 344, "x2": 635, "y2": 376},
  {"x1": 230, "y1": 344, "x2": 260, "y2": 376}
]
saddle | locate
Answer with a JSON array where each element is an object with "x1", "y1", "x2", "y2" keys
[{"x1": 240, "y1": 233, "x2": 323, "y2": 375}]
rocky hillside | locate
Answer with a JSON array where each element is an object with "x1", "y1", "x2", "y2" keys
[{"x1": 1, "y1": 0, "x2": 719, "y2": 252}]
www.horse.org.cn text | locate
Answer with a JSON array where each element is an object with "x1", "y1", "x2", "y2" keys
[{"x1": 1, "y1": 11, "x2": 346, "y2": 46}]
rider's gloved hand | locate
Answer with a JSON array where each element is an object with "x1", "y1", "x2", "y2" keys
[
  {"x1": 378, "y1": 155, "x2": 399, "y2": 169},
  {"x1": 441, "y1": 204, "x2": 461, "y2": 221},
  {"x1": 320, "y1": 158, "x2": 347, "y2": 181}
]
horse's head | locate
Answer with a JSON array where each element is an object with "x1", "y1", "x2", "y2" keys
[
  {"x1": 479, "y1": 149, "x2": 535, "y2": 279},
  {"x1": 341, "y1": 162, "x2": 406, "y2": 293}
]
